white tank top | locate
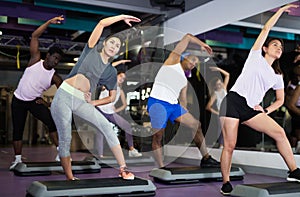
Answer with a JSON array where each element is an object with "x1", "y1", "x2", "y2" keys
[
  {"x1": 215, "y1": 89, "x2": 227, "y2": 110},
  {"x1": 14, "y1": 60, "x2": 55, "y2": 101},
  {"x1": 150, "y1": 63, "x2": 187, "y2": 104},
  {"x1": 288, "y1": 84, "x2": 300, "y2": 107},
  {"x1": 97, "y1": 86, "x2": 121, "y2": 114}
]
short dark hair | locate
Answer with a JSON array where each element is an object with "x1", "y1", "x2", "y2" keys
[{"x1": 48, "y1": 46, "x2": 64, "y2": 57}]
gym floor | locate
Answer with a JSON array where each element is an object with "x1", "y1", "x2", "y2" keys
[{"x1": 0, "y1": 145, "x2": 286, "y2": 197}]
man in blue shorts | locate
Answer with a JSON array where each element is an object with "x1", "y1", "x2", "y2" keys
[{"x1": 148, "y1": 33, "x2": 220, "y2": 168}]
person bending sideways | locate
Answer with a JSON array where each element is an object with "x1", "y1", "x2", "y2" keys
[
  {"x1": 218, "y1": 4, "x2": 300, "y2": 195},
  {"x1": 51, "y1": 15, "x2": 141, "y2": 180},
  {"x1": 10, "y1": 15, "x2": 64, "y2": 170},
  {"x1": 147, "y1": 33, "x2": 220, "y2": 168},
  {"x1": 95, "y1": 71, "x2": 142, "y2": 158}
]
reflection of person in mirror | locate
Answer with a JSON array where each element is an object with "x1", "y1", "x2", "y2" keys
[
  {"x1": 219, "y1": 4, "x2": 300, "y2": 195},
  {"x1": 147, "y1": 33, "x2": 220, "y2": 168},
  {"x1": 285, "y1": 66, "x2": 300, "y2": 153},
  {"x1": 206, "y1": 67, "x2": 230, "y2": 148},
  {"x1": 50, "y1": 15, "x2": 140, "y2": 181},
  {"x1": 95, "y1": 71, "x2": 142, "y2": 158}
]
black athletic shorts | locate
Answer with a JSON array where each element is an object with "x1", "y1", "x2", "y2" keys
[{"x1": 219, "y1": 91, "x2": 262, "y2": 122}]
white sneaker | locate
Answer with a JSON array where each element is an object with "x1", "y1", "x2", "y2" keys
[
  {"x1": 71, "y1": 177, "x2": 80, "y2": 181},
  {"x1": 55, "y1": 154, "x2": 60, "y2": 162},
  {"x1": 9, "y1": 160, "x2": 22, "y2": 171},
  {"x1": 55, "y1": 155, "x2": 72, "y2": 162},
  {"x1": 128, "y1": 149, "x2": 142, "y2": 157}
]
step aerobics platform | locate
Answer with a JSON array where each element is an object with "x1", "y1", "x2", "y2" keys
[
  {"x1": 231, "y1": 181, "x2": 300, "y2": 197},
  {"x1": 14, "y1": 160, "x2": 101, "y2": 176},
  {"x1": 26, "y1": 177, "x2": 156, "y2": 197},
  {"x1": 149, "y1": 166, "x2": 245, "y2": 184},
  {"x1": 94, "y1": 156, "x2": 155, "y2": 168}
]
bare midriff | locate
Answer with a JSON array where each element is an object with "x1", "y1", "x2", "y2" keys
[{"x1": 65, "y1": 74, "x2": 90, "y2": 93}]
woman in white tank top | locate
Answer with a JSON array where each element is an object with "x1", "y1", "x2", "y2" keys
[
  {"x1": 285, "y1": 66, "x2": 300, "y2": 153},
  {"x1": 205, "y1": 67, "x2": 229, "y2": 148}
]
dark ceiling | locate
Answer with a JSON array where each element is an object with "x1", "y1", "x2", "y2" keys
[
  {"x1": 0, "y1": 0, "x2": 193, "y2": 49},
  {"x1": 0, "y1": 0, "x2": 204, "y2": 70},
  {"x1": 0, "y1": 0, "x2": 299, "y2": 72}
]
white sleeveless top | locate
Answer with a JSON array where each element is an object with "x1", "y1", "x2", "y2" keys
[
  {"x1": 14, "y1": 60, "x2": 55, "y2": 101},
  {"x1": 215, "y1": 89, "x2": 227, "y2": 110},
  {"x1": 150, "y1": 63, "x2": 187, "y2": 104},
  {"x1": 97, "y1": 86, "x2": 121, "y2": 114}
]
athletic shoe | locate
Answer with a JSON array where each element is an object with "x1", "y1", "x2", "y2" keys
[
  {"x1": 128, "y1": 149, "x2": 142, "y2": 157},
  {"x1": 71, "y1": 177, "x2": 80, "y2": 181},
  {"x1": 55, "y1": 154, "x2": 60, "y2": 162},
  {"x1": 287, "y1": 168, "x2": 300, "y2": 182},
  {"x1": 119, "y1": 167, "x2": 135, "y2": 180},
  {"x1": 200, "y1": 155, "x2": 220, "y2": 168},
  {"x1": 9, "y1": 160, "x2": 22, "y2": 171},
  {"x1": 55, "y1": 147, "x2": 60, "y2": 162},
  {"x1": 55, "y1": 155, "x2": 72, "y2": 162},
  {"x1": 220, "y1": 181, "x2": 233, "y2": 196}
]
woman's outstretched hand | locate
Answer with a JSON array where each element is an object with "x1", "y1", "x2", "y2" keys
[
  {"x1": 122, "y1": 15, "x2": 141, "y2": 27},
  {"x1": 49, "y1": 15, "x2": 64, "y2": 24},
  {"x1": 280, "y1": 4, "x2": 299, "y2": 13},
  {"x1": 201, "y1": 43, "x2": 213, "y2": 55}
]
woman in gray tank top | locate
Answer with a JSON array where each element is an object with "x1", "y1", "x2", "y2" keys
[{"x1": 51, "y1": 15, "x2": 140, "y2": 181}]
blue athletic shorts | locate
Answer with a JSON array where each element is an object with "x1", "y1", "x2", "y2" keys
[{"x1": 147, "y1": 97, "x2": 187, "y2": 129}]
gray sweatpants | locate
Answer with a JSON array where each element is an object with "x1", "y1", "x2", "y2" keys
[{"x1": 51, "y1": 82, "x2": 120, "y2": 157}]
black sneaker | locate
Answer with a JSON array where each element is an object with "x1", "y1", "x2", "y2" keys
[
  {"x1": 200, "y1": 155, "x2": 220, "y2": 168},
  {"x1": 287, "y1": 168, "x2": 300, "y2": 182},
  {"x1": 220, "y1": 181, "x2": 233, "y2": 196}
]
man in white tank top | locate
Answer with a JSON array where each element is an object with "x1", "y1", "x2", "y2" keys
[
  {"x1": 10, "y1": 16, "x2": 64, "y2": 170},
  {"x1": 148, "y1": 33, "x2": 220, "y2": 168}
]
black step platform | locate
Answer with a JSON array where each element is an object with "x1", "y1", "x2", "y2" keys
[
  {"x1": 14, "y1": 160, "x2": 101, "y2": 176},
  {"x1": 94, "y1": 156, "x2": 155, "y2": 168},
  {"x1": 26, "y1": 176, "x2": 156, "y2": 197},
  {"x1": 231, "y1": 181, "x2": 300, "y2": 197},
  {"x1": 149, "y1": 166, "x2": 244, "y2": 184}
]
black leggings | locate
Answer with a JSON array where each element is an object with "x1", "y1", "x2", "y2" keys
[{"x1": 11, "y1": 95, "x2": 57, "y2": 141}]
